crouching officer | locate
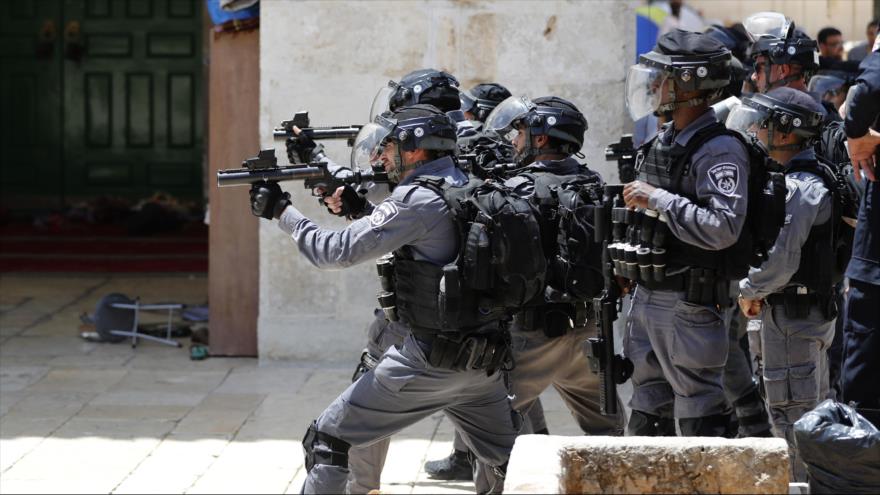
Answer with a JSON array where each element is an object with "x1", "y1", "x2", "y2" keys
[
  {"x1": 622, "y1": 29, "x2": 749, "y2": 436},
  {"x1": 732, "y1": 88, "x2": 835, "y2": 481},
  {"x1": 249, "y1": 105, "x2": 517, "y2": 494}
]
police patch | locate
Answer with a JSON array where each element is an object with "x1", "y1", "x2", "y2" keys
[
  {"x1": 370, "y1": 201, "x2": 399, "y2": 227},
  {"x1": 707, "y1": 163, "x2": 740, "y2": 197}
]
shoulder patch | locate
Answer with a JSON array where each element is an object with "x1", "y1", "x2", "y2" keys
[
  {"x1": 370, "y1": 201, "x2": 399, "y2": 227},
  {"x1": 706, "y1": 162, "x2": 740, "y2": 197}
]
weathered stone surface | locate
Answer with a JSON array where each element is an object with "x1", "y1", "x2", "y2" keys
[{"x1": 504, "y1": 435, "x2": 790, "y2": 494}]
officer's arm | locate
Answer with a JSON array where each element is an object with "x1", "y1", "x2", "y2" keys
[
  {"x1": 277, "y1": 197, "x2": 427, "y2": 269},
  {"x1": 845, "y1": 54, "x2": 880, "y2": 138},
  {"x1": 648, "y1": 138, "x2": 748, "y2": 250},
  {"x1": 739, "y1": 177, "x2": 831, "y2": 299}
]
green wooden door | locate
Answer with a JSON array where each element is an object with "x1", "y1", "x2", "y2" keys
[
  {"x1": 0, "y1": 0, "x2": 202, "y2": 212},
  {"x1": 0, "y1": 0, "x2": 65, "y2": 209},
  {"x1": 62, "y1": 0, "x2": 203, "y2": 203}
]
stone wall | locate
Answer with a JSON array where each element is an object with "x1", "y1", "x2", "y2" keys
[{"x1": 258, "y1": 0, "x2": 637, "y2": 362}]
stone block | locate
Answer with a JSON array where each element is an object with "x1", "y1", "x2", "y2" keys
[{"x1": 504, "y1": 435, "x2": 789, "y2": 494}]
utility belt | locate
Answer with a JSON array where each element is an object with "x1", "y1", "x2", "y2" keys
[
  {"x1": 518, "y1": 301, "x2": 591, "y2": 338},
  {"x1": 410, "y1": 328, "x2": 512, "y2": 375},
  {"x1": 766, "y1": 287, "x2": 836, "y2": 320}
]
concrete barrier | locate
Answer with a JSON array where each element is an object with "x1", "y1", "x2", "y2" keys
[{"x1": 504, "y1": 435, "x2": 789, "y2": 494}]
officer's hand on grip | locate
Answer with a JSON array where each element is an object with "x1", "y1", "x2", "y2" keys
[
  {"x1": 738, "y1": 295, "x2": 763, "y2": 318},
  {"x1": 249, "y1": 182, "x2": 291, "y2": 220},
  {"x1": 623, "y1": 181, "x2": 658, "y2": 209},
  {"x1": 285, "y1": 125, "x2": 318, "y2": 164},
  {"x1": 320, "y1": 185, "x2": 367, "y2": 218}
]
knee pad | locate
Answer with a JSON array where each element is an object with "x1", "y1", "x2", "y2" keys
[
  {"x1": 302, "y1": 420, "x2": 351, "y2": 472},
  {"x1": 627, "y1": 410, "x2": 675, "y2": 436}
]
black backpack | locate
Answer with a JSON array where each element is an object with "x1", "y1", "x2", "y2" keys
[
  {"x1": 520, "y1": 168, "x2": 606, "y2": 303},
  {"x1": 410, "y1": 176, "x2": 546, "y2": 328},
  {"x1": 787, "y1": 156, "x2": 859, "y2": 284}
]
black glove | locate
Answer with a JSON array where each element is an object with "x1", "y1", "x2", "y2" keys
[
  {"x1": 320, "y1": 184, "x2": 368, "y2": 219},
  {"x1": 249, "y1": 182, "x2": 291, "y2": 219},
  {"x1": 285, "y1": 133, "x2": 319, "y2": 164}
]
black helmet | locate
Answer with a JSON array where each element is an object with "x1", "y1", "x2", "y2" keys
[
  {"x1": 705, "y1": 23, "x2": 751, "y2": 63},
  {"x1": 744, "y1": 12, "x2": 819, "y2": 91},
  {"x1": 484, "y1": 95, "x2": 586, "y2": 164},
  {"x1": 460, "y1": 83, "x2": 512, "y2": 122},
  {"x1": 626, "y1": 29, "x2": 732, "y2": 120},
  {"x1": 727, "y1": 86, "x2": 825, "y2": 150},
  {"x1": 369, "y1": 69, "x2": 460, "y2": 120},
  {"x1": 353, "y1": 104, "x2": 457, "y2": 183}
]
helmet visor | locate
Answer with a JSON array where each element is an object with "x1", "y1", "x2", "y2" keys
[
  {"x1": 459, "y1": 89, "x2": 478, "y2": 113},
  {"x1": 807, "y1": 74, "x2": 846, "y2": 97},
  {"x1": 726, "y1": 104, "x2": 768, "y2": 137},
  {"x1": 350, "y1": 122, "x2": 392, "y2": 169},
  {"x1": 625, "y1": 64, "x2": 667, "y2": 120},
  {"x1": 369, "y1": 85, "x2": 394, "y2": 122},
  {"x1": 743, "y1": 12, "x2": 790, "y2": 41},
  {"x1": 484, "y1": 96, "x2": 534, "y2": 135}
]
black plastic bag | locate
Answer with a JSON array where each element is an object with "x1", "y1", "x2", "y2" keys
[{"x1": 794, "y1": 399, "x2": 880, "y2": 494}]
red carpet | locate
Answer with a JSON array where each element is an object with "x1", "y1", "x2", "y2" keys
[{"x1": 0, "y1": 224, "x2": 207, "y2": 273}]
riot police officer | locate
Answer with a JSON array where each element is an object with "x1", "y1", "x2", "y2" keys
[
  {"x1": 460, "y1": 83, "x2": 512, "y2": 129},
  {"x1": 251, "y1": 105, "x2": 517, "y2": 494},
  {"x1": 622, "y1": 29, "x2": 749, "y2": 437},
  {"x1": 731, "y1": 87, "x2": 836, "y2": 480},
  {"x1": 841, "y1": 45, "x2": 880, "y2": 427},
  {"x1": 302, "y1": 68, "x2": 474, "y2": 493},
  {"x1": 424, "y1": 95, "x2": 622, "y2": 478}
]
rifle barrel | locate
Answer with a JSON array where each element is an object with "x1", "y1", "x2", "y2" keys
[{"x1": 216, "y1": 165, "x2": 325, "y2": 188}]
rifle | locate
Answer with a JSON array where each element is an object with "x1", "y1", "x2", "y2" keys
[
  {"x1": 587, "y1": 184, "x2": 634, "y2": 416},
  {"x1": 273, "y1": 111, "x2": 362, "y2": 146},
  {"x1": 216, "y1": 149, "x2": 388, "y2": 192},
  {"x1": 605, "y1": 134, "x2": 636, "y2": 183}
]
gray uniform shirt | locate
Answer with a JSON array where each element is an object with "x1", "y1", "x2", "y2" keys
[
  {"x1": 647, "y1": 109, "x2": 750, "y2": 251},
  {"x1": 739, "y1": 149, "x2": 832, "y2": 299},
  {"x1": 278, "y1": 156, "x2": 466, "y2": 269}
]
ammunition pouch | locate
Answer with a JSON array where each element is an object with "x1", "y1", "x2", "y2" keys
[
  {"x1": 351, "y1": 349, "x2": 381, "y2": 382},
  {"x1": 766, "y1": 288, "x2": 835, "y2": 320},
  {"x1": 412, "y1": 328, "x2": 512, "y2": 375},
  {"x1": 518, "y1": 302, "x2": 589, "y2": 338}
]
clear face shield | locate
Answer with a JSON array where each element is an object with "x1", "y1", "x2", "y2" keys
[
  {"x1": 484, "y1": 96, "x2": 534, "y2": 142},
  {"x1": 625, "y1": 64, "x2": 668, "y2": 120},
  {"x1": 743, "y1": 11, "x2": 792, "y2": 41},
  {"x1": 726, "y1": 104, "x2": 770, "y2": 144},
  {"x1": 350, "y1": 122, "x2": 392, "y2": 171},
  {"x1": 369, "y1": 84, "x2": 395, "y2": 122}
]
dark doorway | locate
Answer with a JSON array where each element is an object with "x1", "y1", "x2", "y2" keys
[{"x1": 0, "y1": 0, "x2": 205, "y2": 272}]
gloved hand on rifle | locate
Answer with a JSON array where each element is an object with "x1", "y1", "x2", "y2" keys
[
  {"x1": 249, "y1": 182, "x2": 291, "y2": 219},
  {"x1": 318, "y1": 184, "x2": 368, "y2": 219},
  {"x1": 285, "y1": 126, "x2": 323, "y2": 164}
]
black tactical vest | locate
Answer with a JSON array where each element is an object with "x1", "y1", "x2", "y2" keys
[{"x1": 634, "y1": 121, "x2": 757, "y2": 280}]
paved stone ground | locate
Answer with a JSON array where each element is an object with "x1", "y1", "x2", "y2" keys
[{"x1": 0, "y1": 274, "x2": 582, "y2": 494}]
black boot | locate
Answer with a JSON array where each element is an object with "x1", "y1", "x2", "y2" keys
[
  {"x1": 679, "y1": 413, "x2": 730, "y2": 437},
  {"x1": 424, "y1": 449, "x2": 473, "y2": 481},
  {"x1": 734, "y1": 388, "x2": 773, "y2": 437},
  {"x1": 627, "y1": 410, "x2": 676, "y2": 436}
]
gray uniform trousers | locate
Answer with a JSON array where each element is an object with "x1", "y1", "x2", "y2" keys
[
  {"x1": 624, "y1": 286, "x2": 730, "y2": 419},
  {"x1": 346, "y1": 310, "x2": 409, "y2": 494},
  {"x1": 757, "y1": 303, "x2": 834, "y2": 482},
  {"x1": 723, "y1": 309, "x2": 767, "y2": 432},
  {"x1": 304, "y1": 334, "x2": 517, "y2": 495}
]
